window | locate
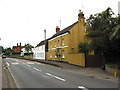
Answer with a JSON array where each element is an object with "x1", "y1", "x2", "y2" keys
[
  {"x1": 62, "y1": 50, "x2": 65, "y2": 58},
  {"x1": 50, "y1": 52, "x2": 52, "y2": 58},
  {"x1": 42, "y1": 46, "x2": 43, "y2": 50},
  {"x1": 50, "y1": 43, "x2": 52, "y2": 49},
  {"x1": 58, "y1": 40, "x2": 59, "y2": 47},
  {"x1": 55, "y1": 41, "x2": 56, "y2": 48},
  {"x1": 55, "y1": 51, "x2": 57, "y2": 58},
  {"x1": 62, "y1": 39, "x2": 64, "y2": 46},
  {"x1": 85, "y1": 28, "x2": 87, "y2": 32}
]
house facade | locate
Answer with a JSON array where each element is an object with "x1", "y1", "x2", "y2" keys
[
  {"x1": 33, "y1": 40, "x2": 46, "y2": 60},
  {"x1": 46, "y1": 10, "x2": 94, "y2": 67},
  {"x1": 20, "y1": 48, "x2": 34, "y2": 56},
  {"x1": 12, "y1": 43, "x2": 23, "y2": 53}
]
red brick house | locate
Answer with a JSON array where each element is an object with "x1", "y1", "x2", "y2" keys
[{"x1": 12, "y1": 43, "x2": 23, "y2": 53}]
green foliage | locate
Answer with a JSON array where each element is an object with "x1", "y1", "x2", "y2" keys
[
  {"x1": 78, "y1": 42, "x2": 91, "y2": 54},
  {"x1": 4, "y1": 47, "x2": 12, "y2": 56},
  {"x1": 86, "y1": 7, "x2": 120, "y2": 63},
  {"x1": 24, "y1": 43, "x2": 34, "y2": 53}
]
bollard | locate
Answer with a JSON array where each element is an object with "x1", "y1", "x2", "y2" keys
[{"x1": 114, "y1": 72, "x2": 117, "y2": 77}]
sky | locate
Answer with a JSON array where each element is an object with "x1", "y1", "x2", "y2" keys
[{"x1": 0, "y1": 0, "x2": 119, "y2": 48}]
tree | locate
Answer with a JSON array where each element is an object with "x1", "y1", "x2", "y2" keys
[
  {"x1": 4, "y1": 47, "x2": 12, "y2": 56},
  {"x1": 78, "y1": 42, "x2": 91, "y2": 54},
  {"x1": 86, "y1": 7, "x2": 120, "y2": 63},
  {"x1": 24, "y1": 43, "x2": 34, "y2": 54}
]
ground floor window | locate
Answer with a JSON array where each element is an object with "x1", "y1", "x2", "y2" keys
[
  {"x1": 62, "y1": 50, "x2": 65, "y2": 58},
  {"x1": 50, "y1": 52, "x2": 52, "y2": 58},
  {"x1": 55, "y1": 51, "x2": 57, "y2": 58}
]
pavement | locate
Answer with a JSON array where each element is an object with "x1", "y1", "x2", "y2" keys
[{"x1": 27, "y1": 59, "x2": 118, "y2": 82}]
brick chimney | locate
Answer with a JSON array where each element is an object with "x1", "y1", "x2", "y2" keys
[
  {"x1": 56, "y1": 26, "x2": 60, "y2": 33},
  {"x1": 78, "y1": 10, "x2": 84, "y2": 23},
  {"x1": 17, "y1": 43, "x2": 18, "y2": 47},
  {"x1": 20, "y1": 42, "x2": 21, "y2": 46},
  {"x1": 78, "y1": 10, "x2": 84, "y2": 18}
]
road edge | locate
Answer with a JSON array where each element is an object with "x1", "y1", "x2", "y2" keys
[{"x1": 3, "y1": 59, "x2": 19, "y2": 88}]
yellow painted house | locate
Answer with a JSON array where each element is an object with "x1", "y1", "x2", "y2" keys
[{"x1": 46, "y1": 10, "x2": 94, "y2": 67}]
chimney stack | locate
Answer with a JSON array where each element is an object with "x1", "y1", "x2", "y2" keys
[
  {"x1": 56, "y1": 26, "x2": 60, "y2": 33},
  {"x1": 17, "y1": 43, "x2": 18, "y2": 47},
  {"x1": 78, "y1": 10, "x2": 84, "y2": 19},
  {"x1": 20, "y1": 42, "x2": 21, "y2": 46}
]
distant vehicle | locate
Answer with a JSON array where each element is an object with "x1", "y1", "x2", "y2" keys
[{"x1": 2, "y1": 54, "x2": 6, "y2": 58}]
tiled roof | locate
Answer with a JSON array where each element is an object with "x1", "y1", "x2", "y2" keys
[
  {"x1": 36, "y1": 22, "x2": 77, "y2": 47},
  {"x1": 36, "y1": 39, "x2": 49, "y2": 47},
  {"x1": 36, "y1": 40, "x2": 45, "y2": 47},
  {"x1": 49, "y1": 22, "x2": 77, "y2": 40}
]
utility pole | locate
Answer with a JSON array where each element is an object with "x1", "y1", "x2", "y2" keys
[{"x1": 44, "y1": 29, "x2": 46, "y2": 60}]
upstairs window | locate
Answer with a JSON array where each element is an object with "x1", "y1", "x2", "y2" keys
[
  {"x1": 55, "y1": 41, "x2": 56, "y2": 48},
  {"x1": 62, "y1": 39, "x2": 64, "y2": 46},
  {"x1": 58, "y1": 40, "x2": 60, "y2": 47},
  {"x1": 50, "y1": 43, "x2": 52, "y2": 49}
]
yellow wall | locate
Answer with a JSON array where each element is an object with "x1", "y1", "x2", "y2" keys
[
  {"x1": 46, "y1": 11, "x2": 93, "y2": 67},
  {"x1": 47, "y1": 33, "x2": 69, "y2": 62},
  {"x1": 68, "y1": 53, "x2": 85, "y2": 67}
]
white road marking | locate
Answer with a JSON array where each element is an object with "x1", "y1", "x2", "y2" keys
[
  {"x1": 46, "y1": 73, "x2": 66, "y2": 81},
  {"x1": 6, "y1": 62, "x2": 10, "y2": 66},
  {"x1": 10, "y1": 63, "x2": 19, "y2": 65},
  {"x1": 6, "y1": 64, "x2": 20, "y2": 88},
  {"x1": 78, "y1": 86, "x2": 89, "y2": 90},
  {"x1": 33, "y1": 67, "x2": 41, "y2": 71},
  {"x1": 26, "y1": 64, "x2": 31, "y2": 67}
]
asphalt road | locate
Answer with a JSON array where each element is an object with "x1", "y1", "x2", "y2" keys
[{"x1": 4, "y1": 58, "x2": 118, "y2": 89}]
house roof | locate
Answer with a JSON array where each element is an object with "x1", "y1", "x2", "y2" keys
[
  {"x1": 49, "y1": 22, "x2": 77, "y2": 40},
  {"x1": 36, "y1": 39, "x2": 49, "y2": 47},
  {"x1": 35, "y1": 22, "x2": 77, "y2": 47},
  {"x1": 12, "y1": 46, "x2": 24, "y2": 49}
]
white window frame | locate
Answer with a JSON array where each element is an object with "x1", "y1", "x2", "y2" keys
[
  {"x1": 50, "y1": 52, "x2": 52, "y2": 58},
  {"x1": 58, "y1": 40, "x2": 59, "y2": 47},
  {"x1": 50, "y1": 43, "x2": 52, "y2": 49},
  {"x1": 62, "y1": 50, "x2": 65, "y2": 58},
  {"x1": 55, "y1": 51, "x2": 57, "y2": 58},
  {"x1": 55, "y1": 41, "x2": 56, "y2": 48},
  {"x1": 62, "y1": 39, "x2": 64, "y2": 46},
  {"x1": 85, "y1": 28, "x2": 87, "y2": 32}
]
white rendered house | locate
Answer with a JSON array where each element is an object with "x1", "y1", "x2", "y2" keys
[
  {"x1": 21, "y1": 48, "x2": 34, "y2": 56},
  {"x1": 33, "y1": 40, "x2": 46, "y2": 60}
]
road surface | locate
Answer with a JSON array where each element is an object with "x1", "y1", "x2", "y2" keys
[{"x1": 4, "y1": 58, "x2": 118, "y2": 89}]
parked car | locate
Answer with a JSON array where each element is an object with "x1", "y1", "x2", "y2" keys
[{"x1": 2, "y1": 54, "x2": 6, "y2": 58}]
